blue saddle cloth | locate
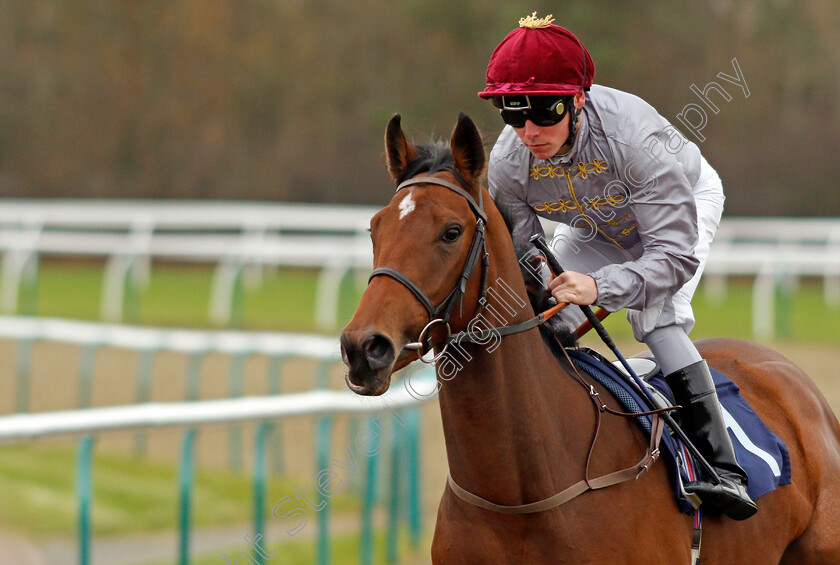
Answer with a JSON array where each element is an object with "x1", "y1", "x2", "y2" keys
[{"x1": 566, "y1": 348, "x2": 792, "y2": 515}]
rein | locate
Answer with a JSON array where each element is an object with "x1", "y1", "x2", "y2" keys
[{"x1": 368, "y1": 175, "x2": 567, "y2": 360}]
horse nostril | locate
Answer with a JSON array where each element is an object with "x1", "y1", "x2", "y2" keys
[{"x1": 361, "y1": 334, "x2": 395, "y2": 370}]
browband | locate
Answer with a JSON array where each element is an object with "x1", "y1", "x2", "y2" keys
[{"x1": 396, "y1": 177, "x2": 487, "y2": 223}]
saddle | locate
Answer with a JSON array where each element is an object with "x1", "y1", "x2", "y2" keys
[{"x1": 566, "y1": 347, "x2": 791, "y2": 515}]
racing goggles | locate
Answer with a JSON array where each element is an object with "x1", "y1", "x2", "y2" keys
[{"x1": 493, "y1": 95, "x2": 573, "y2": 128}]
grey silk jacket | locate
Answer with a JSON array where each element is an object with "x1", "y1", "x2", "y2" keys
[{"x1": 488, "y1": 84, "x2": 703, "y2": 312}]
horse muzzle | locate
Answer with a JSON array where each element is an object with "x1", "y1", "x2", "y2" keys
[{"x1": 340, "y1": 330, "x2": 397, "y2": 396}]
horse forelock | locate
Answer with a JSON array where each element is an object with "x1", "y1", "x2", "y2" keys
[{"x1": 398, "y1": 140, "x2": 472, "y2": 188}]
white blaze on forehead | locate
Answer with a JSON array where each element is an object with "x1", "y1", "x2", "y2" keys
[{"x1": 398, "y1": 192, "x2": 416, "y2": 219}]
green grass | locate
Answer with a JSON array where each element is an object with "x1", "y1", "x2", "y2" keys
[
  {"x1": 23, "y1": 261, "x2": 364, "y2": 333},
  {"x1": 592, "y1": 277, "x2": 840, "y2": 344},
  {"x1": 15, "y1": 260, "x2": 840, "y2": 342},
  {"x1": 31, "y1": 261, "x2": 105, "y2": 321},
  {"x1": 0, "y1": 443, "x2": 359, "y2": 537}
]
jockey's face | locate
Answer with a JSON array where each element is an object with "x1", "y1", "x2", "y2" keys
[{"x1": 512, "y1": 91, "x2": 585, "y2": 160}]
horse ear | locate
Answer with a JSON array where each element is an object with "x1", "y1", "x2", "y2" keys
[
  {"x1": 450, "y1": 113, "x2": 486, "y2": 183},
  {"x1": 385, "y1": 114, "x2": 417, "y2": 182}
]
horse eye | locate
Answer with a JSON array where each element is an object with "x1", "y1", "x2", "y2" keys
[{"x1": 441, "y1": 226, "x2": 463, "y2": 243}]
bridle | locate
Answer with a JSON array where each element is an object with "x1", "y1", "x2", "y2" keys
[
  {"x1": 368, "y1": 175, "x2": 490, "y2": 360},
  {"x1": 368, "y1": 174, "x2": 565, "y2": 361}
]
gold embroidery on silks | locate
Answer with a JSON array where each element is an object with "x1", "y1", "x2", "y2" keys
[
  {"x1": 533, "y1": 194, "x2": 626, "y2": 215},
  {"x1": 530, "y1": 158, "x2": 609, "y2": 181},
  {"x1": 572, "y1": 159, "x2": 609, "y2": 179},
  {"x1": 594, "y1": 214, "x2": 637, "y2": 237},
  {"x1": 559, "y1": 161, "x2": 625, "y2": 250},
  {"x1": 529, "y1": 158, "x2": 634, "y2": 250},
  {"x1": 535, "y1": 199, "x2": 577, "y2": 214},
  {"x1": 530, "y1": 163, "x2": 567, "y2": 181},
  {"x1": 602, "y1": 214, "x2": 632, "y2": 227},
  {"x1": 584, "y1": 194, "x2": 625, "y2": 212},
  {"x1": 618, "y1": 224, "x2": 638, "y2": 237}
]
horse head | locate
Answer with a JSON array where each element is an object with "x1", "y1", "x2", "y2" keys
[{"x1": 341, "y1": 113, "x2": 490, "y2": 396}]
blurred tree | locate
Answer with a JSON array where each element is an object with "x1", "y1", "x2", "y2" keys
[{"x1": 0, "y1": 0, "x2": 837, "y2": 214}]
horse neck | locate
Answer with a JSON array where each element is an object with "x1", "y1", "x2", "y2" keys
[{"x1": 436, "y1": 219, "x2": 596, "y2": 505}]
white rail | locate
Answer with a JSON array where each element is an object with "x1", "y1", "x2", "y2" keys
[
  {"x1": 0, "y1": 200, "x2": 376, "y2": 329},
  {"x1": 0, "y1": 372, "x2": 437, "y2": 443},
  {"x1": 0, "y1": 314, "x2": 341, "y2": 357},
  {"x1": 1, "y1": 199, "x2": 838, "y2": 337},
  {"x1": 0, "y1": 314, "x2": 437, "y2": 565},
  {"x1": 0, "y1": 199, "x2": 377, "y2": 232},
  {"x1": 0, "y1": 314, "x2": 440, "y2": 416},
  {"x1": 703, "y1": 218, "x2": 840, "y2": 337}
]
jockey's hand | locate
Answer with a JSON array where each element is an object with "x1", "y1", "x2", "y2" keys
[{"x1": 548, "y1": 271, "x2": 598, "y2": 306}]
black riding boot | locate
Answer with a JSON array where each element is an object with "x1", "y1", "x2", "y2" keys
[{"x1": 666, "y1": 360, "x2": 758, "y2": 520}]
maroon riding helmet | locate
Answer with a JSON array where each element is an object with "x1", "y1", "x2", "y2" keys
[{"x1": 478, "y1": 13, "x2": 595, "y2": 99}]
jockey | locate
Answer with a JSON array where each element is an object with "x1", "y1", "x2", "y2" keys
[{"x1": 479, "y1": 13, "x2": 757, "y2": 520}]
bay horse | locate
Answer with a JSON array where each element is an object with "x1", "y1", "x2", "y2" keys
[{"x1": 340, "y1": 113, "x2": 840, "y2": 564}]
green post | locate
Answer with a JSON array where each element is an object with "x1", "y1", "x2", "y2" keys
[
  {"x1": 77, "y1": 344, "x2": 100, "y2": 409},
  {"x1": 77, "y1": 436, "x2": 94, "y2": 565},
  {"x1": 315, "y1": 360, "x2": 333, "y2": 565},
  {"x1": 231, "y1": 262, "x2": 245, "y2": 328},
  {"x1": 15, "y1": 338, "x2": 36, "y2": 413},
  {"x1": 387, "y1": 413, "x2": 403, "y2": 564},
  {"x1": 185, "y1": 351, "x2": 205, "y2": 402},
  {"x1": 266, "y1": 355, "x2": 288, "y2": 475},
  {"x1": 405, "y1": 408, "x2": 422, "y2": 549},
  {"x1": 133, "y1": 348, "x2": 157, "y2": 458},
  {"x1": 360, "y1": 418, "x2": 380, "y2": 565},
  {"x1": 253, "y1": 423, "x2": 271, "y2": 565},
  {"x1": 178, "y1": 429, "x2": 197, "y2": 565},
  {"x1": 228, "y1": 352, "x2": 248, "y2": 470},
  {"x1": 346, "y1": 416, "x2": 362, "y2": 495},
  {"x1": 314, "y1": 359, "x2": 332, "y2": 390}
]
